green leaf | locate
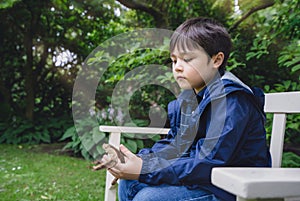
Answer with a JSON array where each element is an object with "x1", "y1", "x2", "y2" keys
[
  {"x1": 282, "y1": 152, "x2": 300, "y2": 167},
  {"x1": 71, "y1": 142, "x2": 81, "y2": 152},
  {"x1": 125, "y1": 139, "x2": 137, "y2": 153},
  {"x1": 40, "y1": 133, "x2": 51, "y2": 143},
  {"x1": 291, "y1": 64, "x2": 300, "y2": 73},
  {"x1": 135, "y1": 139, "x2": 144, "y2": 149},
  {"x1": 285, "y1": 57, "x2": 300, "y2": 67},
  {"x1": 150, "y1": 134, "x2": 161, "y2": 141},
  {"x1": 60, "y1": 127, "x2": 76, "y2": 141},
  {"x1": 122, "y1": 133, "x2": 135, "y2": 138}
]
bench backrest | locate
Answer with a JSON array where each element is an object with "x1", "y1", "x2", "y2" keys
[
  {"x1": 99, "y1": 91, "x2": 300, "y2": 201},
  {"x1": 264, "y1": 91, "x2": 300, "y2": 167}
]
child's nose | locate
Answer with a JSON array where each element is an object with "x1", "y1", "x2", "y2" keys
[{"x1": 174, "y1": 60, "x2": 184, "y2": 72}]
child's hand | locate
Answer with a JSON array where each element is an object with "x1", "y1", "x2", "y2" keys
[
  {"x1": 92, "y1": 143, "x2": 125, "y2": 171},
  {"x1": 106, "y1": 144, "x2": 142, "y2": 180}
]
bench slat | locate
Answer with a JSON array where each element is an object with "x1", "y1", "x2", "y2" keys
[
  {"x1": 269, "y1": 114, "x2": 287, "y2": 168},
  {"x1": 264, "y1": 92, "x2": 300, "y2": 113},
  {"x1": 100, "y1": 125, "x2": 169, "y2": 135}
]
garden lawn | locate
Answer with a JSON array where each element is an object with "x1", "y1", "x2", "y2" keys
[{"x1": 0, "y1": 144, "x2": 106, "y2": 201}]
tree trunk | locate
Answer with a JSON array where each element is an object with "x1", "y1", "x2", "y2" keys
[
  {"x1": 23, "y1": 4, "x2": 37, "y2": 121},
  {"x1": 24, "y1": 30, "x2": 35, "y2": 121}
]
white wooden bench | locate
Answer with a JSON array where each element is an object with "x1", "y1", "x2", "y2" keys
[
  {"x1": 212, "y1": 91, "x2": 300, "y2": 201},
  {"x1": 99, "y1": 91, "x2": 300, "y2": 201}
]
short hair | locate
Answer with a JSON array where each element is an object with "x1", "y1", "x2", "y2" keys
[{"x1": 170, "y1": 17, "x2": 232, "y2": 74}]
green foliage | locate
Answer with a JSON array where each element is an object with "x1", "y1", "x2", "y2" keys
[
  {"x1": 168, "y1": 0, "x2": 212, "y2": 28},
  {"x1": 228, "y1": 0, "x2": 300, "y2": 92},
  {"x1": 0, "y1": 0, "x2": 125, "y2": 123},
  {"x1": 243, "y1": 0, "x2": 300, "y2": 82},
  {"x1": 227, "y1": 37, "x2": 247, "y2": 72},
  {"x1": 60, "y1": 117, "x2": 107, "y2": 160},
  {"x1": 0, "y1": 115, "x2": 72, "y2": 145},
  {"x1": 60, "y1": 116, "x2": 162, "y2": 160},
  {"x1": 0, "y1": 0, "x2": 20, "y2": 9},
  {"x1": 282, "y1": 152, "x2": 300, "y2": 167},
  {"x1": 264, "y1": 80, "x2": 300, "y2": 94},
  {"x1": 89, "y1": 37, "x2": 175, "y2": 123},
  {"x1": 246, "y1": 39, "x2": 271, "y2": 60},
  {"x1": 211, "y1": 0, "x2": 233, "y2": 22},
  {"x1": 278, "y1": 41, "x2": 300, "y2": 78},
  {"x1": 243, "y1": 1, "x2": 300, "y2": 153}
]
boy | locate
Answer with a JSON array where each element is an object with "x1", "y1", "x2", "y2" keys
[{"x1": 103, "y1": 17, "x2": 271, "y2": 201}]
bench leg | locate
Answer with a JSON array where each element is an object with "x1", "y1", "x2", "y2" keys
[
  {"x1": 104, "y1": 131, "x2": 121, "y2": 201},
  {"x1": 104, "y1": 171, "x2": 117, "y2": 201}
]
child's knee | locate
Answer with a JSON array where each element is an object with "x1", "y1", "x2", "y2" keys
[
  {"x1": 118, "y1": 180, "x2": 148, "y2": 201},
  {"x1": 132, "y1": 190, "x2": 156, "y2": 201}
]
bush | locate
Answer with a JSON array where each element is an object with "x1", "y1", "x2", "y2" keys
[
  {"x1": 282, "y1": 152, "x2": 300, "y2": 167},
  {"x1": 60, "y1": 117, "x2": 107, "y2": 160},
  {"x1": 0, "y1": 115, "x2": 72, "y2": 145}
]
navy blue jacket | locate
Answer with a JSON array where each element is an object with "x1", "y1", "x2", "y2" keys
[{"x1": 137, "y1": 72, "x2": 271, "y2": 201}]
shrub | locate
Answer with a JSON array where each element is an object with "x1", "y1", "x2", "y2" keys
[{"x1": 0, "y1": 115, "x2": 72, "y2": 144}]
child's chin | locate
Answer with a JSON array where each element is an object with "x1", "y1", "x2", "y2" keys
[{"x1": 179, "y1": 85, "x2": 193, "y2": 90}]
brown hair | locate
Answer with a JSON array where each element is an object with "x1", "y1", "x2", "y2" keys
[{"x1": 170, "y1": 17, "x2": 232, "y2": 74}]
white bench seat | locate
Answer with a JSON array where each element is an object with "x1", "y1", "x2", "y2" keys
[{"x1": 211, "y1": 168, "x2": 300, "y2": 201}]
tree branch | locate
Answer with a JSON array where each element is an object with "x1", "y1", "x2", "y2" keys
[
  {"x1": 116, "y1": 0, "x2": 168, "y2": 28},
  {"x1": 229, "y1": 0, "x2": 275, "y2": 32}
]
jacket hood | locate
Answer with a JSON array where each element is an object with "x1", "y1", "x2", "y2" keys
[
  {"x1": 221, "y1": 71, "x2": 253, "y2": 94},
  {"x1": 220, "y1": 71, "x2": 265, "y2": 113}
]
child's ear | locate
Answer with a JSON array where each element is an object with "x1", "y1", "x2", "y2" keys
[{"x1": 212, "y1": 52, "x2": 224, "y2": 69}]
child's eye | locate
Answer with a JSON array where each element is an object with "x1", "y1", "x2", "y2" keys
[
  {"x1": 183, "y1": 58, "x2": 192, "y2": 62},
  {"x1": 172, "y1": 59, "x2": 177, "y2": 64}
]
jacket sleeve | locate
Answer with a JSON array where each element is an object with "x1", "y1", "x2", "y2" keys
[
  {"x1": 137, "y1": 99, "x2": 181, "y2": 155},
  {"x1": 138, "y1": 93, "x2": 265, "y2": 185}
]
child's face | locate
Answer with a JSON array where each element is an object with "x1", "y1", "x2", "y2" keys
[{"x1": 171, "y1": 47, "x2": 218, "y2": 94}]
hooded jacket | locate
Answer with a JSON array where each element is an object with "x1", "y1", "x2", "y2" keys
[{"x1": 137, "y1": 72, "x2": 271, "y2": 201}]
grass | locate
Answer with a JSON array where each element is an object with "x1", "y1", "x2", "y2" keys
[{"x1": 0, "y1": 144, "x2": 106, "y2": 201}]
